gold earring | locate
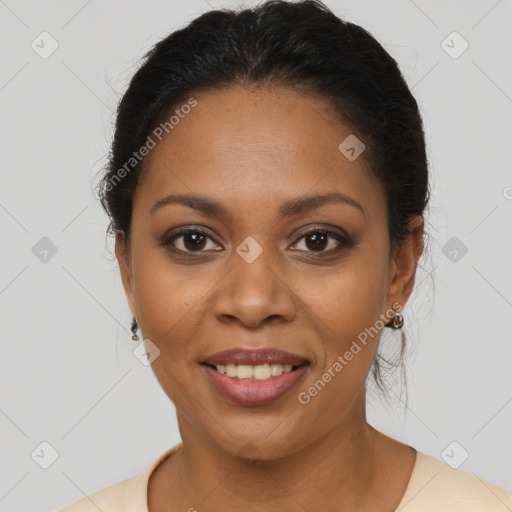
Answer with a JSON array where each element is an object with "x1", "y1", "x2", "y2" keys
[
  {"x1": 130, "y1": 316, "x2": 140, "y2": 341},
  {"x1": 390, "y1": 310, "x2": 404, "y2": 330}
]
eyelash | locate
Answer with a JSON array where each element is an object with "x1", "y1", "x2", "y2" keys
[
  {"x1": 160, "y1": 226, "x2": 352, "y2": 257},
  {"x1": 292, "y1": 227, "x2": 352, "y2": 253}
]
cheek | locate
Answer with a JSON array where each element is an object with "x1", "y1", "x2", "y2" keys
[
  {"x1": 130, "y1": 251, "x2": 208, "y2": 406},
  {"x1": 293, "y1": 255, "x2": 389, "y2": 417},
  {"x1": 131, "y1": 247, "x2": 188, "y2": 338},
  {"x1": 300, "y1": 249, "x2": 390, "y2": 341}
]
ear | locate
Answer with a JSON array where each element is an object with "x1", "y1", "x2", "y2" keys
[
  {"x1": 386, "y1": 215, "x2": 424, "y2": 311},
  {"x1": 115, "y1": 233, "x2": 137, "y2": 317}
]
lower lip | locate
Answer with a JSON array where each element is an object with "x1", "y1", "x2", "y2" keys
[{"x1": 202, "y1": 364, "x2": 309, "y2": 406}]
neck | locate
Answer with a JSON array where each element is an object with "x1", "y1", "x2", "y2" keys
[{"x1": 158, "y1": 397, "x2": 381, "y2": 511}]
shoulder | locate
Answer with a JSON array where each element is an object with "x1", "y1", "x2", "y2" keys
[
  {"x1": 58, "y1": 444, "x2": 182, "y2": 512},
  {"x1": 398, "y1": 451, "x2": 512, "y2": 511},
  {"x1": 58, "y1": 471, "x2": 146, "y2": 512}
]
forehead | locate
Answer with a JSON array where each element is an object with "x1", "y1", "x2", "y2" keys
[{"x1": 134, "y1": 85, "x2": 383, "y2": 216}]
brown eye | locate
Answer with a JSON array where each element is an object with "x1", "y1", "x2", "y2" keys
[
  {"x1": 163, "y1": 228, "x2": 222, "y2": 253},
  {"x1": 180, "y1": 232, "x2": 207, "y2": 251},
  {"x1": 292, "y1": 228, "x2": 352, "y2": 254},
  {"x1": 304, "y1": 232, "x2": 328, "y2": 251}
]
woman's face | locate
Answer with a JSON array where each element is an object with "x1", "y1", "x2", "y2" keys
[{"x1": 117, "y1": 85, "x2": 421, "y2": 460}]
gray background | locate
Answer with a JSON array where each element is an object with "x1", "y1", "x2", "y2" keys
[{"x1": 1, "y1": 0, "x2": 511, "y2": 510}]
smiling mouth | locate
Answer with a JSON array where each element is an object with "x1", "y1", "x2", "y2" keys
[
  {"x1": 202, "y1": 362, "x2": 309, "y2": 381},
  {"x1": 200, "y1": 347, "x2": 310, "y2": 405},
  {"x1": 201, "y1": 359, "x2": 310, "y2": 406}
]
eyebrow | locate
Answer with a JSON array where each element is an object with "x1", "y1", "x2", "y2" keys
[{"x1": 150, "y1": 192, "x2": 364, "y2": 217}]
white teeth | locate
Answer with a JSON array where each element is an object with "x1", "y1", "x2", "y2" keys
[
  {"x1": 253, "y1": 364, "x2": 271, "y2": 380},
  {"x1": 236, "y1": 365, "x2": 253, "y2": 379},
  {"x1": 270, "y1": 363, "x2": 283, "y2": 377},
  {"x1": 214, "y1": 363, "x2": 297, "y2": 380}
]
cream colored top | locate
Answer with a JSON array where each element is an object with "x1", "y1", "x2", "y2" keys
[{"x1": 59, "y1": 443, "x2": 512, "y2": 511}]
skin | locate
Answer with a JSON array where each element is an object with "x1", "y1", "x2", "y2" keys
[{"x1": 116, "y1": 85, "x2": 424, "y2": 512}]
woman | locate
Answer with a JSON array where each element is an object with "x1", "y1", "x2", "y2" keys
[{"x1": 60, "y1": 1, "x2": 512, "y2": 510}]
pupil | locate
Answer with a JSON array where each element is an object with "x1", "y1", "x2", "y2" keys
[
  {"x1": 185, "y1": 233, "x2": 206, "y2": 251},
  {"x1": 306, "y1": 233, "x2": 327, "y2": 251}
]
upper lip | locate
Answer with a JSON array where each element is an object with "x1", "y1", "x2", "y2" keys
[{"x1": 201, "y1": 348, "x2": 309, "y2": 366}]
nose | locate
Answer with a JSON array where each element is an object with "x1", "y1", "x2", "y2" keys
[{"x1": 212, "y1": 249, "x2": 297, "y2": 329}]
